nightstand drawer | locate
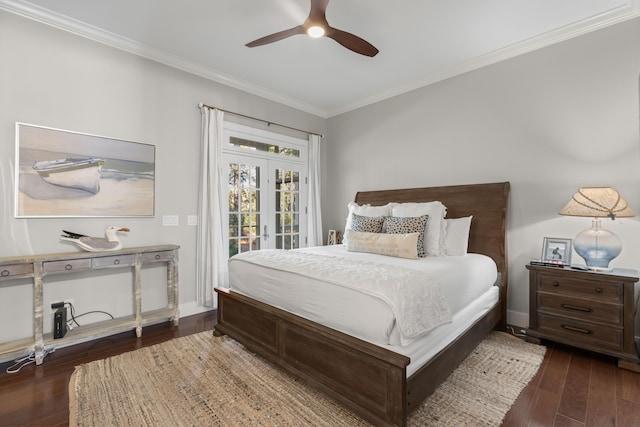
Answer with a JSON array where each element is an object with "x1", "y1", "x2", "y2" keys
[
  {"x1": 527, "y1": 264, "x2": 640, "y2": 371},
  {"x1": 538, "y1": 274, "x2": 622, "y2": 303},
  {"x1": 538, "y1": 314, "x2": 624, "y2": 352},
  {"x1": 538, "y1": 294, "x2": 623, "y2": 325}
]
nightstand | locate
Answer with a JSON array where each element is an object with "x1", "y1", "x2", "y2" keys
[{"x1": 526, "y1": 264, "x2": 640, "y2": 372}]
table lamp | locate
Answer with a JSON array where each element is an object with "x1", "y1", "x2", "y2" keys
[{"x1": 559, "y1": 187, "x2": 634, "y2": 271}]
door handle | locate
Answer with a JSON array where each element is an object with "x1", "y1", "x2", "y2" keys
[{"x1": 263, "y1": 225, "x2": 269, "y2": 241}]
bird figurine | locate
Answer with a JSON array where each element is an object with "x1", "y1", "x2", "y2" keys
[{"x1": 60, "y1": 226, "x2": 130, "y2": 252}]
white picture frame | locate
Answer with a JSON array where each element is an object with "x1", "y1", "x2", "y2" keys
[
  {"x1": 542, "y1": 237, "x2": 572, "y2": 265},
  {"x1": 15, "y1": 123, "x2": 155, "y2": 218}
]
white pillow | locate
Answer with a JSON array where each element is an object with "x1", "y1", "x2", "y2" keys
[
  {"x1": 345, "y1": 229, "x2": 419, "y2": 259},
  {"x1": 343, "y1": 202, "x2": 393, "y2": 244},
  {"x1": 443, "y1": 216, "x2": 473, "y2": 256},
  {"x1": 390, "y1": 201, "x2": 447, "y2": 256}
]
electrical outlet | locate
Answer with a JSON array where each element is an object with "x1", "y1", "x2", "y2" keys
[{"x1": 48, "y1": 299, "x2": 74, "y2": 318}]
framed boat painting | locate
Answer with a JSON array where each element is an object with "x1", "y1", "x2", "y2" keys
[{"x1": 15, "y1": 123, "x2": 155, "y2": 218}]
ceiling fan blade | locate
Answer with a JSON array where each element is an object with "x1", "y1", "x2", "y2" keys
[
  {"x1": 246, "y1": 25, "x2": 306, "y2": 48},
  {"x1": 326, "y1": 28, "x2": 379, "y2": 57}
]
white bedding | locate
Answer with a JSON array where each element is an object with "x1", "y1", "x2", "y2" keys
[
  {"x1": 228, "y1": 245, "x2": 498, "y2": 348},
  {"x1": 230, "y1": 248, "x2": 452, "y2": 341},
  {"x1": 391, "y1": 285, "x2": 498, "y2": 376}
]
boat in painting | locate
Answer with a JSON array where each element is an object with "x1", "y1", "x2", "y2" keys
[{"x1": 32, "y1": 158, "x2": 105, "y2": 194}]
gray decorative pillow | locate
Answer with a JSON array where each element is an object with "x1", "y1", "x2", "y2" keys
[
  {"x1": 383, "y1": 214, "x2": 429, "y2": 257},
  {"x1": 350, "y1": 213, "x2": 385, "y2": 233}
]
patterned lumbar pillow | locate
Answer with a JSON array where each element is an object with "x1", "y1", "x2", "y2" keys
[
  {"x1": 345, "y1": 230, "x2": 419, "y2": 259},
  {"x1": 350, "y1": 212, "x2": 385, "y2": 233},
  {"x1": 382, "y1": 214, "x2": 429, "y2": 257}
]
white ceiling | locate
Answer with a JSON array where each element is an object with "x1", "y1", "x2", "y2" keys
[{"x1": 2, "y1": 0, "x2": 639, "y2": 117}]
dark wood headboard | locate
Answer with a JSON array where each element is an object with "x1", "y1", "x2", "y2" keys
[{"x1": 354, "y1": 182, "x2": 510, "y2": 314}]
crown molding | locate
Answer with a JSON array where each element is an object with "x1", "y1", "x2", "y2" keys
[
  {"x1": 0, "y1": 0, "x2": 329, "y2": 118},
  {"x1": 327, "y1": 1, "x2": 640, "y2": 117},
  {"x1": 2, "y1": 0, "x2": 638, "y2": 119}
]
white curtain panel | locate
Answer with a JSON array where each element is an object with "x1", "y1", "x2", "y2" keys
[
  {"x1": 197, "y1": 107, "x2": 228, "y2": 308},
  {"x1": 307, "y1": 134, "x2": 323, "y2": 246}
]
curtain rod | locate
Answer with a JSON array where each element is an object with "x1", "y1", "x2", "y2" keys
[{"x1": 199, "y1": 103, "x2": 324, "y2": 138}]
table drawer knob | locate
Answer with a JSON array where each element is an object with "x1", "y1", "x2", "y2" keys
[
  {"x1": 562, "y1": 324, "x2": 592, "y2": 334},
  {"x1": 155, "y1": 254, "x2": 161, "y2": 260},
  {"x1": 1, "y1": 269, "x2": 9, "y2": 277},
  {"x1": 65, "y1": 264, "x2": 73, "y2": 270},
  {"x1": 595, "y1": 287, "x2": 603, "y2": 293},
  {"x1": 561, "y1": 303, "x2": 592, "y2": 313},
  {"x1": 552, "y1": 281, "x2": 560, "y2": 287},
  {"x1": 113, "y1": 259, "x2": 120, "y2": 265}
]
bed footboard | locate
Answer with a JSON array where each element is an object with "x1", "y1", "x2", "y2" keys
[{"x1": 214, "y1": 287, "x2": 410, "y2": 427}]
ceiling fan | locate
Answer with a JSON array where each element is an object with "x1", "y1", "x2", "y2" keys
[{"x1": 245, "y1": 0, "x2": 379, "y2": 57}]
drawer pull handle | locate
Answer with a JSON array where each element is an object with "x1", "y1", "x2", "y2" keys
[
  {"x1": 1, "y1": 269, "x2": 9, "y2": 277},
  {"x1": 65, "y1": 264, "x2": 73, "y2": 270},
  {"x1": 562, "y1": 324, "x2": 592, "y2": 335},
  {"x1": 561, "y1": 304, "x2": 592, "y2": 313},
  {"x1": 113, "y1": 259, "x2": 120, "y2": 265},
  {"x1": 595, "y1": 287, "x2": 603, "y2": 294},
  {"x1": 155, "y1": 254, "x2": 161, "y2": 260},
  {"x1": 552, "y1": 281, "x2": 560, "y2": 287}
]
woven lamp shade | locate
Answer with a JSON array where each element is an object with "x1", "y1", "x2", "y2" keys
[{"x1": 559, "y1": 187, "x2": 635, "y2": 219}]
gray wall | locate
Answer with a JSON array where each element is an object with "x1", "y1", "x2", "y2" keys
[
  {"x1": 325, "y1": 17, "x2": 640, "y2": 327},
  {"x1": 0, "y1": 11, "x2": 326, "y2": 342},
  {"x1": 2, "y1": 8, "x2": 640, "y2": 343}
]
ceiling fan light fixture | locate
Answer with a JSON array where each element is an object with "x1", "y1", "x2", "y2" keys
[
  {"x1": 307, "y1": 25, "x2": 325, "y2": 38},
  {"x1": 245, "y1": 0, "x2": 378, "y2": 57}
]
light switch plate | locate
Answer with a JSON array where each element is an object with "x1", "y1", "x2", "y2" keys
[
  {"x1": 187, "y1": 215, "x2": 198, "y2": 226},
  {"x1": 162, "y1": 215, "x2": 179, "y2": 226}
]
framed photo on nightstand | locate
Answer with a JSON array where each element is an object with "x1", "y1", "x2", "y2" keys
[
  {"x1": 542, "y1": 237, "x2": 572, "y2": 265},
  {"x1": 327, "y1": 229, "x2": 337, "y2": 245}
]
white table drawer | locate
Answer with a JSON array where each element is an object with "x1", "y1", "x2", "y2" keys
[
  {"x1": 92, "y1": 254, "x2": 135, "y2": 268},
  {"x1": 43, "y1": 259, "x2": 92, "y2": 274},
  {"x1": 141, "y1": 251, "x2": 174, "y2": 263},
  {"x1": 0, "y1": 263, "x2": 34, "y2": 279}
]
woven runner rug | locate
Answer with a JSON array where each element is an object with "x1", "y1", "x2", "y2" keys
[{"x1": 69, "y1": 331, "x2": 546, "y2": 426}]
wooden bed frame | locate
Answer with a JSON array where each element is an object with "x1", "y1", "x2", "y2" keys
[{"x1": 214, "y1": 182, "x2": 510, "y2": 426}]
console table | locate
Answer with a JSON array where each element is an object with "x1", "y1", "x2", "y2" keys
[{"x1": 0, "y1": 244, "x2": 179, "y2": 365}]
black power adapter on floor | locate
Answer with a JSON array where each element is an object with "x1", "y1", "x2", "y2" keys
[{"x1": 53, "y1": 307, "x2": 67, "y2": 339}]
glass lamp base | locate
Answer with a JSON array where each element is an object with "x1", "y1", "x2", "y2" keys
[{"x1": 573, "y1": 219, "x2": 621, "y2": 271}]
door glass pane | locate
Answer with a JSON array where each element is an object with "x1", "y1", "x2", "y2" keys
[
  {"x1": 228, "y1": 161, "x2": 262, "y2": 257},
  {"x1": 274, "y1": 167, "x2": 300, "y2": 250},
  {"x1": 230, "y1": 137, "x2": 300, "y2": 158}
]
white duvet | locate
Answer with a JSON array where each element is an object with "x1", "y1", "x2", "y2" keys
[
  {"x1": 230, "y1": 249, "x2": 452, "y2": 341},
  {"x1": 228, "y1": 245, "x2": 498, "y2": 347}
]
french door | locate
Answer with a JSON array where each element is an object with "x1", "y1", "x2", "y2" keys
[{"x1": 223, "y1": 124, "x2": 308, "y2": 257}]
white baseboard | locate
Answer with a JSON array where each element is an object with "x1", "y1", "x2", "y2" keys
[
  {"x1": 507, "y1": 309, "x2": 528, "y2": 330},
  {"x1": 178, "y1": 301, "x2": 214, "y2": 318}
]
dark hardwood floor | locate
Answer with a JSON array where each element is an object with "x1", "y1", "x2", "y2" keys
[
  {"x1": 0, "y1": 311, "x2": 217, "y2": 427},
  {"x1": 1, "y1": 315, "x2": 639, "y2": 426},
  {"x1": 502, "y1": 333, "x2": 640, "y2": 427}
]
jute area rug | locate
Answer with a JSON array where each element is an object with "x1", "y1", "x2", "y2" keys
[{"x1": 69, "y1": 331, "x2": 546, "y2": 426}]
